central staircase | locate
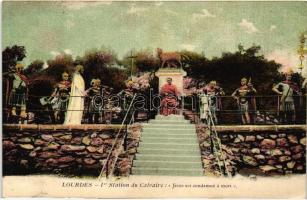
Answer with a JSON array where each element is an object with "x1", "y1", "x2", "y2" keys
[{"x1": 132, "y1": 115, "x2": 203, "y2": 176}]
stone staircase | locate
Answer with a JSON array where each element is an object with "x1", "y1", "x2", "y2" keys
[{"x1": 132, "y1": 115, "x2": 203, "y2": 176}]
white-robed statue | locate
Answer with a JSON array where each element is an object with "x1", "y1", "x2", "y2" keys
[{"x1": 64, "y1": 65, "x2": 85, "y2": 125}]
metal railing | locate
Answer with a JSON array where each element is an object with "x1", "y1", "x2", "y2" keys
[
  {"x1": 3, "y1": 93, "x2": 154, "y2": 124},
  {"x1": 206, "y1": 100, "x2": 231, "y2": 177},
  {"x1": 3, "y1": 93, "x2": 306, "y2": 125},
  {"x1": 98, "y1": 94, "x2": 137, "y2": 179},
  {"x1": 182, "y1": 94, "x2": 306, "y2": 125}
]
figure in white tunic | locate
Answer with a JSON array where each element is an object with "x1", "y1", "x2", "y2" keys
[{"x1": 64, "y1": 65, "x2": 85, "y2": 125}]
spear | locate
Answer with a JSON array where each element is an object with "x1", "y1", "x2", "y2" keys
[{"x1": 248, "y1": 77, "x2": 257, "y2": 119}]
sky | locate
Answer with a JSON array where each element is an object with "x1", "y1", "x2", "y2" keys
[{"x1": 2, "y1": 1, "x2": 307, "y2": 73}]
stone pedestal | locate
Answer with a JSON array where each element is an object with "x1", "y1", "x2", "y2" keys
[{"x1": 155, "y1": 68, "x2": 187, "y2": 96}]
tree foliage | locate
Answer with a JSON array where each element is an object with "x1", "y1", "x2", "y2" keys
[
  {"x1": 179, "y1": 50, "x2": 208, "y2": 75},
  {"x1": 121, "y1": 50, "x2": 159, "y2": 75},
  {"x1": 187, "y1": 45, "x2": 283, "y2": 95},
  {"x1": 24, "y1": 60, "x2": 44, "y2": 77},
  {"x1": 27, "y1": 54, "x2": 75, "y2": 101},
  {"x1": 45, "y1": 54, "x2": 75, "y2": 81},
  {"x1": 2, "y1": 44, "x2": 288, "y2": 100},
  {"x1": 134, "y1": 51, "x2": 159, "y2": 72},
  {"x1": 81, "y1": 49, "x2": 127, "y2": 91},
  {"x1": 2, "y1": 45, "x2": 26, "y2": 72}
]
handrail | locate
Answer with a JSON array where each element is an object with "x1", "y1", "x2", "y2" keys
[
  {"x1": 6, "y1": 94, "x2": 306, "y2": 110},
  {"x1": 124, "y1": 110, "x2": 136, "y2": 150},
  {"x1": 197, "y1": 94, "x2": 231, "y2": 177},
  {"x1": 207, "y1": 107, "x2": 231, "y2": 177},
  {"x1": 98, "y1": 93, "x2": 137, "y2": 179},
  {"x1": 107, "y1": 110, "x2": 136, "y2": 177},
  {"x1": 4, "y1": 93, "x2": 306, "y2": 125}
]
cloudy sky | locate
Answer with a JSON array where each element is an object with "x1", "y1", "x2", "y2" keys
[{"x1": 2, "y1": 1, "x2": 307, "y2": 71}]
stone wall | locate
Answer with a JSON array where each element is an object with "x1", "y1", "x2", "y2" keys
[
  {"x1": 113, "y1": 125, "x2": 142, "y2": 176},
  {"x1": 3, "y1": 124, "x2": 142, "y2": 176},
  {"x1": 197, "y1": 125, "x2": 306, "y2": 176},
  {"x1": 4, "y1": 123, "x2": 305, "y2": 177}
]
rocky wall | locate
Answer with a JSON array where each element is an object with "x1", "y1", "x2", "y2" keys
[
  {"x1": 197, "y1": 125, "x2": 306, "y2": 176},
  {"x1": 3, "y1": 124, "x2": 142, "y2": 176}
]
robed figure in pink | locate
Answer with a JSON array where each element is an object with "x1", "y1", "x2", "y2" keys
[{"x1": 160, "y1": 78, "x2": 180, "y2": 116}]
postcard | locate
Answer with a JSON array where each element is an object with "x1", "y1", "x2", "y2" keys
[{"x1": 2, "y1": 1, "x2": 306, "y2": 198}]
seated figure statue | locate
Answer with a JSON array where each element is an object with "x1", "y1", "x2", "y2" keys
[{"x1": 160, "y1": 77, "x2": 180, "y2": 116}]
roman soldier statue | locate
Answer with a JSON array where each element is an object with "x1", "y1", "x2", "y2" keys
[
  {"x1": 86, "y1": 78, "x2": 103, "y2": 124},
  {"x1": 200, "y1": 80, "x2": 225, "y2": 124},
  {"x1": 232, "y1": 77, "x2": 257, "y2": 124},
  {"x1": 8, "y1": 63, "x2": 29, "y2": 123},
  {"x1": 117, "y1": 80, "x2": 137, "y2": 123},
  {"x1": 272, "y1": 72, "x2": 300, "y2": 124},
  {"x1": 50, "y1": 72, "x2": 71, "y2": 123}
]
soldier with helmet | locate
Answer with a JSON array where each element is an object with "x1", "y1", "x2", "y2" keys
[
  {"x1": 272, "y1": 71, "x2": 300, "y2": 124},
  {"x1": 86, "y1": 78, "x2": 103, "y2": 123},
  {"x1": 117, "y1": 79, "x2": 137, "y2": 122},
  {"x1": 232, "y1": 77, "x2": 257, "y2": 124},
  {"x1": 50, "y1": 72, "x2": 71, "y2": 123},
  {"x1": 202, "y1": 80, "x2": 225, "y2": 124},
  {"x1": 8, "y1": 63, "x2": 29, "y2": 123}
]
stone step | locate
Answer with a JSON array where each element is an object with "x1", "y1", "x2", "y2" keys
[
  {"x1": 155, "y1": 115, "x2": 185, "y2": 120},
  {"x1": 138, "y1": 142, "x2": 199, "y2": 150},
  {"x1": 133, "y1": 160, "x2": 202, "y2": 169},
  {"x1": 141, "y1": 133, "x2": 196, "y2": 138},
  {"x1": 140, "y1": 137, "x2": 198, "y2": 143},
  {"x1": 142, "y1": 128, "x2": 195, "y2": 132},
  {"x1": 135, "y1": 154, "x2": 201, "y2": 162},
  {"x1": 149, "y1": 120, "x2": 190, "y2": 124},
  {"x1": 137, "y1": 148, "x2": 200, "y2": 155},
  {"x1": 143, "y1": 123, "x2": 194, "y2": 128},
  {"x1": 131, "y1": 167, "x2": 203, "y2": 176},
  {"x1": 142, "y1": 128, "x2": 195, "y2": 134},
  {"x1": 133, "y1": 114, "x2": 203, "y2": 177}
]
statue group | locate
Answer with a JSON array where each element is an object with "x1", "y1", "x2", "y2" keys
[{"x1": 4, "y1": 55, "x2": 303, "y2": 126}]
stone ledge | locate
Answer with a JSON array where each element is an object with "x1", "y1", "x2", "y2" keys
[
  {"x1": 213, "y1": 125, "x2": 307, "y2": 133},
  {"x1": 3, "y1": 124, "x2": 131, "y2": 131},
  {"x1": 4, "y1": 124, "x2": 306, "y2": 132}
]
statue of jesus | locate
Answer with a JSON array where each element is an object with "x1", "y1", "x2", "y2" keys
[{"x1": 64, "y1": 65, "x2": 85, "y2": 125}]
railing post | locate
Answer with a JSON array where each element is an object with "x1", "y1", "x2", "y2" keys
[
  {"x1": 209, "y1": 123, "x2": 214, "y2": 155},
  {"x1": 264, "y1": 111, "x2": 267, "y2": 124},
  {"x1": 106, "y1": 159, "x2": 109, "y2": 178},
  {"x1": 124, "y1": 123, "x2": 128, "y2": 151},
  {"x1": 277, "y1": 95, "x2": 280, "y2": 116},
  {"x1": 181, "y1": 96, "x2": 184, "y2": 115}
]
